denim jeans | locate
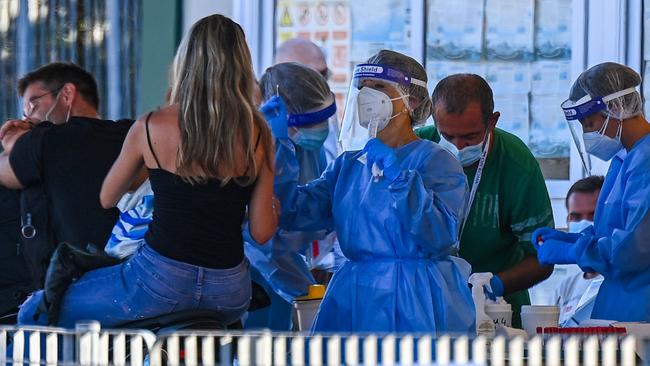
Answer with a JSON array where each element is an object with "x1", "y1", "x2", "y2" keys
[{"x1": 18, "y1": 244, "x2": 251, "y2": 328}]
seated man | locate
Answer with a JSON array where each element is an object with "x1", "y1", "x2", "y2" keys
[
  {"x1": 553, "y1": 176, "x2": 604, "y2": 326},
  {"x1": 0, "y1": 62, "x2": 134, "y2": 284},
  {"x1": 415, "y1": 74, "x2": 554, "y2": 328}
]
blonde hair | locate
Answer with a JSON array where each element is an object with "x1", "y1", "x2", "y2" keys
[{"x1": 169, "y1": 14, "x2": 272, "y2": 185}]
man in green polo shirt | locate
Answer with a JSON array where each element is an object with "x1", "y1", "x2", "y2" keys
[{"x1": 416, "y1": 74, "x2": 554, "y2": 328}]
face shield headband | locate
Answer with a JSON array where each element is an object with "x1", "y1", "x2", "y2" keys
[
  {"x1": 352, "y1": 63, "x2": 428, "y2": 90},
  {"x1": 561, "y1": 87, "x2": 638, "y2": 121},
  {"x1": 287, "y1": 98, "x2": 337, "y2": 127}
]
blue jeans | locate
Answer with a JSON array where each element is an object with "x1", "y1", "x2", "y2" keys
[{"x1": 17, "y1": 244, "x2": 251, "y2": 328}]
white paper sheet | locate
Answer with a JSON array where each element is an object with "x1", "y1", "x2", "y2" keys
[
  {"x1": 494, "y1": 94, "x2": 530, "y2": 144},
  {"x1": 349, "y1": 0, "x2": 412, "y2": 61},
  {"x1": 485, "y1": 0, "x2": 535, "y2": 61},
  {"x1": 534, "y1": 0, "x2": 572, "y2": 60},
  {"x1": 531, "y1": 60, "x2": 571, "y2": 95},
  {"x1": 486, "y1": 63, "x2": 531, "y2": 96},
  {"x1": 426, "y1": 0, "x2": 483, "y2": 61},
  {"x1": 529, "y1": 94, "x2": 571, "y2": 158},
  {"x1": 426, "y1": 61, "x2": 487, "y2": 91}
]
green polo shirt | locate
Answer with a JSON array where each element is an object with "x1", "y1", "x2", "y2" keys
[{"x1": 415, "y1": 125, "x2": 554, "y2": 328}]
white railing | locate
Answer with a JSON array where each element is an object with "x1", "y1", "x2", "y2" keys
[
  {"x1": 148, "y1": 330, "x2": 643, "y2": 366},
  {"x1": 0, "y1": 323, "x2": 647, "y2": 365},
  {"x1": 0, "y1": 321, "x2": 155, "y2": 365}
]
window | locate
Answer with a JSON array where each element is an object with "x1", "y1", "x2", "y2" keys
[
  {"x1": 427, "y1": 0, "x2": 573, "y2": 181},
  {"x1": 233, "y1": 0, "x2": 593, "y2": 227},
  {"x1": 0, "y1": 0, "x2": 141, "y2": 122},
  {"x1": 267, "y1": 0, "x2": 580, "y2": 182}
]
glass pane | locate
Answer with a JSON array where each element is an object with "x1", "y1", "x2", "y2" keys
[
  {"x1": 0, "y1": 0, "x2": 141, "y2": 123},
  {"x1": 275, "y1": 0, "x2": 413, "y2": 120},
  {"x1": 425, "y1": 0, "x2": 573, "y2": 180},
  {"x1": 272, "y1": 0, "x2": 575, "y2": 180}
]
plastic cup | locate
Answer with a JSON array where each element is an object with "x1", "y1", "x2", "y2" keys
[
  {"x1": 485, "y1": 303, "x2": 512, "y2": 327},
  {"x1": 521, "y1": 305, "x2": 560, "y2": 337},
  {"x1": 292, "y1": 299, "x2": 321, "y2": 331}
]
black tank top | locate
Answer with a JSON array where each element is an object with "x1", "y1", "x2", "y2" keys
[{"x1": 143, "y1": 112, "x2": 258, "y2": 269}]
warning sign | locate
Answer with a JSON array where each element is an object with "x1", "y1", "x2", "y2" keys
[{"x1": 276, "y1": 0, "x2": 351, "y2": 96}]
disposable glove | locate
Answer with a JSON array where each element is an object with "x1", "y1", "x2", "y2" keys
[
  {"x1": 534, "y1": 238, "x2": 579, "y2": 265},
  {"x1": 361, "y1": 138, "x2": 401, "y2": 181},
  {"x1": 484, "y1": 274, "x2": 504, "y2": 301},
  {"x1": 532, "y1": 227, "x2": 581, "y2": 246},
  {"x1": 260, "y1": 95, "x2": 288, "y2": 139}
]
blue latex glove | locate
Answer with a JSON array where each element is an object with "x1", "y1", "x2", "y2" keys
[
  {"x1": 361, "y1": 138, "x2": 400, "y2": 181},
  {"x1": 260, "y1": 95, "x2": 288, "y2": 139},
  {"x1": 484, "y1": 274, "x2": 504, "y2": 301},
  {"x1": 534, "y1": 238, "x2": 579, "y2": 265},
  {"x1": 531, "y1": 227, "x2": 581, "y2": 246}
]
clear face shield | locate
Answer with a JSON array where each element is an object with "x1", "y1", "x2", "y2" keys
[
  {"x1": 561, "y1": 87, "x2": 637, "y2": 174},
  {"x1": 338, "y1": 64, "x2": 427, "y2": 151}
]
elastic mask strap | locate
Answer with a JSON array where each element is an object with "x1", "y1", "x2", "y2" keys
[
  {"x1": 598, "y1": 114, "x2": 611, "y2": 135},
  {"x1": 615, "y1": 118, "x2": 623, "y2": 140},
  {"x1": 389, "y1": 109, "x2": 407, "y2": 121},
  {"x1": 389, "y1": 94, "x2": 410, "y2": 121},
  {"x1": 44, "y1": 91, "x2": 61, "y2": 122}
]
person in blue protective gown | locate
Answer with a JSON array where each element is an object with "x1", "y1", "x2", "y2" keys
[
  {"x1": 534, "y1": 62, "x2": 650, "y2": 322},
  {"x1": 267, "y1": 49, "x2": 476, "y2": 333},
  {"x1": 245, "y1": 62, "x2": 338, "y2": 329}
]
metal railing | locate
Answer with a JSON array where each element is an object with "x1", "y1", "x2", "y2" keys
[
  {"x1": 148, "y1": 330, "x2": 644, "y2": 366},
  {"x1": 0, "y1": 323, "x2": 647, "y2": 365},
  {"x1": 0, "y1": 322, "x2": 155, "y2": 365}
]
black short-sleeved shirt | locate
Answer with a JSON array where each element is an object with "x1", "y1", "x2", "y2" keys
[{"x1": 9, "y1": 117, "x2": 134, "y2": 249}]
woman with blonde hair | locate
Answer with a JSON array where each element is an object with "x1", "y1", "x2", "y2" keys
[{"x1": 17, "y1": 14, "x2": 277, "y2": 327}]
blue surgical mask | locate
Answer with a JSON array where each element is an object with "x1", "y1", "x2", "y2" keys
[
  {"x1": 439, "y1": 133, "x2": 487, "y2": 167},
  {"x1": 568, "y1": 219, "x2": 593, "y2": 233},
  {"x1": 583, "y1": 114, "x2": 623, "y2": 161},
  {"x1": 290, "y1": 125, "x2": 329, "y2": 150}
]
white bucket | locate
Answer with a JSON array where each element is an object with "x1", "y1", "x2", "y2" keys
[
  {"x1": 292, "y1": 299, "x2": 322, "y2": 331},
  {"x1": 485, "y1": 303, "x2": 512, "y2": 327},
  {"x1": 521, "y1": 305, "x2": 560, "y2": 337}
]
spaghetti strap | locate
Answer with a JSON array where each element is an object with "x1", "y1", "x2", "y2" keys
[
  {"x1": 145, "y1": 111, "x2": 162, "y2": 169},
  {"x1": 254, "y1": 130, "x2": 262, "y2": 152},
  {"x1": 243, "y1": 130, "x2": 264, "y2": 176}
]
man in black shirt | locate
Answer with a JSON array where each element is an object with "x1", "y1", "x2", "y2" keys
[{"x1": 0, "y1": 62, "x2": 133, "y2": 287}]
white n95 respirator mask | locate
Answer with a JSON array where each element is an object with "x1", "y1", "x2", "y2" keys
[{"x1": 357, "y1": 87, "x2": 405, "y2": 133}]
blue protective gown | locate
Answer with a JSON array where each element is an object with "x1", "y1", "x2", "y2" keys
[
  {"x1": 276, "y1": 138, "x2": 476, "y2": 333},
  {"x1": 244, "y1": 140, "x2": 329, "y2": 329},
  {"x1": 573, "y1": 134, "x2": 650, "y2": 321}
]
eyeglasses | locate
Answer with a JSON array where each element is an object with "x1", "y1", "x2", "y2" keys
[{"x1": 23, "y1": 87, "x2": 62, "y2": 119}]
